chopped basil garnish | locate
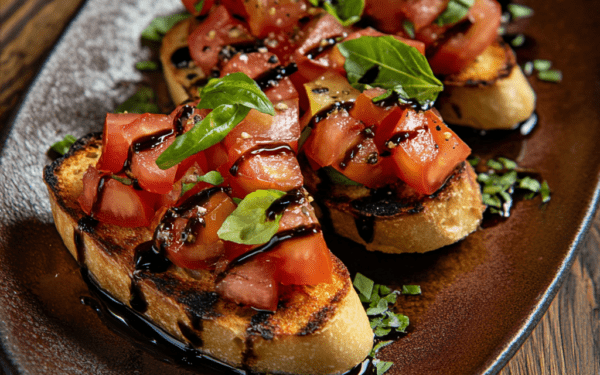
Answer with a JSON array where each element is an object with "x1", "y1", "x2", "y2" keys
[
  {"x1": 181, "y1": 171, "x2": 224, "y2": 195},
  {"x1": 373, "y1": 360, "x2": 393, "y2": 375},
  {"x1": 507, "y1": 3, "x2": 533, "y2": 19},
  {"x1": 50, "y1": 135, "x2": 77, "y2": 155},
  {"x1": 141, "y1": 13, "x2": 190, "y2": 42},
  {"x1": 401, "y1": 285, "x2": 421, "y2": 295},
  {"x1": 111, "y1": 175, "x2": 134, "y2": 185},
  {"x1": 538, "y1": 69, "x2": 562, "y2": 83},
  {"x1": 522, "y1": 61, "x2": 534, "y2": 76},
  {"x1": 338, "y1": 36, "x2": 443, "y2": 107},
  {"x1": 434, "y1": 0, "x2": 474, "y2": 26},
  {"x1": 135, "y1": 61, "x2": 159, "y2": 71},
  {"x1": 194, "y1": 0, "x2": 205, "y2": 12},
  {"x1": 156, "y1": 73, "x2": 273, "y2": 170},
  {"x1": 115, "y1": 86, "x2": 160, "y2": 114},
  {"x1": 354, "y1": 272, "x2": 375, "y2": 300},
  {"x1": 308, "y1": 0, "x2": 364, "y2": 26},
  {"x1": 533, "y1": 59, "x2": 552, "y2": 71},
  {"x1": 402, "y1": 20, "x2": 415, "y2": 39},
  {"x1": 322, "y1": 166, "x2": 363, "y2": 186},
  {"x1": 510, "y1": 34, "x2": 525, "y2": 48},
  {"x1": 217, "y1": 189, "x2": 286, "y2": 245},
  {"x1": 471, "y1": 157, "x2": 551, "y2": 216}
]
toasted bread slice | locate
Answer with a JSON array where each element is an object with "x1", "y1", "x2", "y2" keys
[
  {"x1": 302, "y1": 161, "x2": 485, "y2": 254},
  {"x1": 43, "y1": 134, "x2": 373, "y2": 374},
  {"x1": 436, "y1": 40, "x2": 536, "y2": 130}
]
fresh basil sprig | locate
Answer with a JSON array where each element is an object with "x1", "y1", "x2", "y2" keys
[
  {"x1": 181, "y1": 171, "x2": 224, "y2": 195},
  {"x1": 217, "y1": 189, "x2": 286, "y2": 245},
  {"x1": 308, "y1": 0, "x2": 365, "y2": 26},
  {"x1": 50, "y1": 135, "x2": 77, "y2": 155},
  {"x1": 141, "y1": 13, "x2": 190, "y2": 42},
  {"x1": 338, "y1": 36, "x2": 443, "y2": 107},
  {"x1": 156, "y1": 73, "x2": 274, "y2": 170},
  {"x1": 322, "y1": 166, "x2": 363, "y2": 186},
  {"x1": 434, "y1": 0, "x2": 474, "y2": 26}
]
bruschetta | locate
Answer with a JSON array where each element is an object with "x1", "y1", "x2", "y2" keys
[{"x1": 160, "y1": 5, "x2": 485, "y2": 254}]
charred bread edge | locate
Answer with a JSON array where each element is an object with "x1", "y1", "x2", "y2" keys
[
  {"x1": 436, "y1": 41, "x2": 537, "y2": 130},
  {"x1": 43, "y1": 134, "x2": 374, "y2": 374},
  {"x1": 308, "y1": 163, "x2": 485, "y2": 254}
]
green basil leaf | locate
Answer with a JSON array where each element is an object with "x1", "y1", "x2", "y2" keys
[
  {"x1": 198, "y1": 72, "x2": 274, "y2": 115},
  {"x1": 50, "y1": 135, "x2": 77, "y2": 155},
  {"x1": 321, "y1": 0, "x2": 365, "y2": 26},
  {"x1": 507, "y1": 3, "x2": 533, "y2": 19},
  {"x1": 519, "y1": 176, "x2": 541, "y2": 192},
  {"x1": 353, "y1": 273, "x2": 374, "y2": 300},
  {"x1": 435, "y1": 0, "x2": 475, "y2": 26},
  {"x1": 338, "y1": 36, "x2": 443, "y2": 107},
  {"x1": 370, "y1": 340, "x2": 394, "y2": 357},
  {"x1": 181, "y1": 171, "x2": 225, "y2": 196},
  {"x1": 401, "y1": 285, "x2": 421, "y2": 295},
  {"x1": 156, "y1": 104, "x2": 250, "y2": 169},
  {"x1": 115, "y1": 87, "x2": 160, "y2": 114},
  {"x1": 111, "y1": 175, "x2": 134, "y2": 186},
  {"x1": 374, "y1": 360, "x2": 393, "y2": 375},
  {"x1": 217, "y1": 189, "x2": 286, "y2": 245},
  {"x1": 141, "y1": 13, "x2": 190, "y2": 42},
  {"x1": 541, "y1": 181, "x2": 551, "y2": 203},
  {"x1": 194, "y1": 0, "x2": 205, "y2": 12},
  {"x1": 322, "y1": 166, "x2": 363, "y2": 186},
  {"x1": 373, "y1": 327, "x2": 392, "y2": 337},
  {"x1": 135, "y1": 61, "x2": 159, "y2": 71},
  {"x1": 402, "y1": 20, "x2": 415, "y2": 39}
]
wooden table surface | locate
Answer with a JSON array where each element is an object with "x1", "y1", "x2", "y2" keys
[{"x1": 1, "y1": 0, "x2": 598, "y2": 374}]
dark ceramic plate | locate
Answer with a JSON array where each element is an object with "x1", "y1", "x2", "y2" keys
[{"x1": 1, "y1": 0, "x2": 599, "y2": 374}]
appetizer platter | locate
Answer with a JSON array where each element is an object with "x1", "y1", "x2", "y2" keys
[{"x1": 1, "y1": 0, "x2": 600, "y2": 374}]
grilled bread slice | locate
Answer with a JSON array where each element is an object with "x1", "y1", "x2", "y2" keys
[
  {"x1": 436, "y1": 40, "x2": 536, "y2": 130},
  {"x1": 302, "y1": 161, "x2": 485, "y2": 254},
  {"x1": 43, "y1": 133, "x2": 373, "y2": 374}
]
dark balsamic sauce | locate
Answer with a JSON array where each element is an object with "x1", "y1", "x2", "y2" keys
[
  {"x1": 173, "y1": 104, "x2": 195, "y2": 135},
  {"x1": 358, "y1": 65, "x2": 380, "y2": 85},
  {"x1": 129, "y1": 278, "x2": 148, "y2": 313},
  {"x1": 354, "y1": 215, "x2": 375, "y2": 244},
  {"x1": 305, "y1": 36, "x2": 342, "y2": 59},
  {"x1": 224, "y1": 225, "x2": 321, "y2": 272},
  {"x1": 265, "y1": 188, "x2": 305, "y2": 221},
  {"x1": 385, "y1": 126, "x2": 427, "y2": 149},
  {"x1": 171, "y1": 47, "x2": 193, "y2": 69},
  {"x1": 229, "y1": 143, "x2": 295, "y2": 176},
  {"x1": 79, "y1": 269, "x2": 246, "y2": 374},
  {"x1": 254, "y1": 63, "x2": 298, "y2": 91},
  {"x1": 308, "y1": 101, "x2": 355, "y2": 129},
  {"x1": 339, "y1": 127, "x2": 375, "y2": 169}
]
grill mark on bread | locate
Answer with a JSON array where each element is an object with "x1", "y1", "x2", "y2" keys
[
  {"x1": 243, "y1": 311, "x2": 275, "y2": 369},
  {"x1": 299, "y1": 286, "x2": 346, "y2": 336}
]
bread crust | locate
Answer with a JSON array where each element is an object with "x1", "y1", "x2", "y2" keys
[
  {"x1": 303, "y1": 162, "x2": 485, "y2": 254},
  {"x1": 436, "y1": 41, "x2": 536, "y2": 130},
  {"x1": 43, "y1": 134, "x2": 373, "y2": 374}
]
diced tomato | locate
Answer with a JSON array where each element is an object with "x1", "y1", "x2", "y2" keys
[
  {"x1": 293, "y1": 13, "x2": 350, "y2": 82},
  {"x1": 377, "y1": 109, "x2": 470, "y2": 194},
  {"x1": 225, "y1": 150, "x2": 304, "y2": 197},
  {"x1": 365, "y1": 0, "x2": 448, "y2": 33},
  {"x1": 162, "y1": 191, "x2": 236, "y2": 270},
  {"x1": 221, "y1": 0, "x2": 310, "y2": 38},
  {"x1": 220, "y1": 51, "x2": 279, "y2": 79},
  {"x1": 425, "y1": 0, "x2": 501, "y2": 75},
  {"x1": 204, "y1": 142, "x2": 230, "y2": 170},
  {"x1": 96, "y1": 113, "x2": 142, "y2": 173},
  {"x1": 303, "y1": 110, "x2": 365, "y2": 168},
  {"x1": 270, "y1": 231, "x2": 332, "y2": 285},
  {"x1": 78, "y1": 166, "x2": 157, "y2": 227},
  {"x1": 182, "y1": 0, "x2": 214, "y2": 15},
  {"x1": 333, "y1": 139, "x2": 397, "y2": 188},
  {"x1": 216, "y1": 255, "x2": 280, "y2": 311},
  {"x1": 349, "y1": 88, "x2": 399, "y2": 126},
  {"x1": 187, "y1": 5, "x2": 254, "y2": 75}
]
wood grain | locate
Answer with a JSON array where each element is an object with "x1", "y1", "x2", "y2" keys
[{"x1": 0, "y1": 0, "x2": 598, "y2": 374}]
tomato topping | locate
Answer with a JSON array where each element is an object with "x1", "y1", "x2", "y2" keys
[
  {"x1": 424, "y1": 0, "x2": 501, "y2": 75},
  {"x1": 187, "y1": 5, "x2": 254, "y2": 75},
  {"x1": 221, "y1": 0, "x2": 310, "y2": 38},
  {"x1": 182, "y1": 0, "x2": 214, "y2": 15},
  {"x1": 216, "y1": 256, "x2": 280, "y2": 311},
  {"x1": 349, "y1": 88, "x2": 399, "y2": 126},
  {"x1": 96, "y1": 113, "x2": 142, "y2": 173},
  {"x1": 365, "y1": 0, "x2": 448, "y2": 33},
  {"x1": 377, "y1": 109, "x2": 471, "y2": 194},
  {"x1": 162, "y1": 191, "x2": 236, "y2": 270},
  {"x1": 78, "y1": 166, "x2": 157, "y2": 227}
]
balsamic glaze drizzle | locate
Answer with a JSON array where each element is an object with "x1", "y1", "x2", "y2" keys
[
  {"x1": 339, "y1": 127, "x2": 375, "y2": 169},
  {"x1": 229, "y1": 143, "x2": 295, "y2": 176},
  {"x1": 254, "y1": 63, "x2": 298, "y2": 91},
  {"x1": 308, "y1": 101, "x2": 355, "y2": 129},
  {"x1": 225, "y1": 225, "x2": 321, "y2": 271},
  {"x1": 265, "y1": 188, "x2": 305, "y2": 221},
  {"x1": 305, "y1": 36, "x2": 342, "y2": 59}
]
